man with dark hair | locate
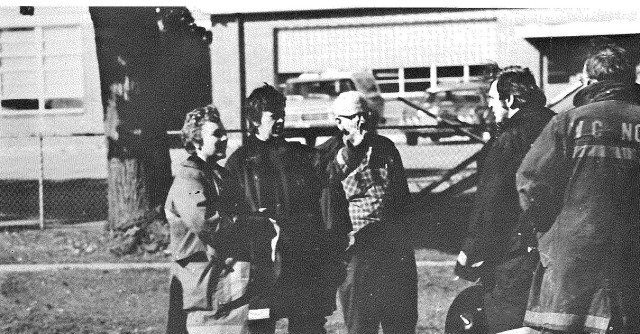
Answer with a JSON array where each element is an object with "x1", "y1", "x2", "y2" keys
[
  {"x1": 223, "y1": 84, "x2": 334, "y2": 334},
  {"x1": 518, "y1": 43, "x2": 640, "y2": 334},
  {"x1": 455, "y1": 66, "x2": 555, "y2": 333},
  {"x1": 329, "y1": 91, "x2": 417, "y2": 334},
  {"x1": 581, "y1": 44, "x2": 636, "y2": 85}
]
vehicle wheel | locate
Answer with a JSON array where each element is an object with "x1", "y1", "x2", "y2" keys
[
  {"x1": 406, "y1": 132, "x2": 419, "y2": 146},
  {"x1": 429, "y1": 136, "x2": 440, "y2": 143}
]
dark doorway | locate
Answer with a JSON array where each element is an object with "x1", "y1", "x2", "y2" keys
[{"x1": 531, "y1": 34, "x2": 640, "y2": 84}]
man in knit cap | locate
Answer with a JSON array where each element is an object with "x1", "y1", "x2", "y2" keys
[{"x1": 328, "y1": 91, "x2": 417, "y2": 334}]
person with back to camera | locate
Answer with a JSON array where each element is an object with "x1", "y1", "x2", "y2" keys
[
  {"x1": 223, "y1": 83, "x2": 335, "y2": 334},
  {"x1": 517, "y1": 43, "x2": 640, "y2": 334},
  {"x1": 454, "y1": 66, "x2": 555, "y2": 334},
  {"x1": 165, "y1": 105, "x2": 251, "y2": 334},
  {"x1": 329, "y1": 90, "x2": 417, "y2": 334}
]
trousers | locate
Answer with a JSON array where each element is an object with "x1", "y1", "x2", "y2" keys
[{"x1": 339, "y1": 242, "x2": 418, "y2": 334}]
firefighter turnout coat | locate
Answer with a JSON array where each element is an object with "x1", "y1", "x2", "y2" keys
[
  {"x1": 516, "y1": 81, "x2": 640, "y2": 333},
  {"x1": 223, "y1": 136, "x2": 336, "y2": 319}
]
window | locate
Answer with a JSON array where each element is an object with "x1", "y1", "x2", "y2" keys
[
  {"x1": 373, "y1": 68, "x2": 400, "y2": 93},
  {"x1": 469, "y1": 65, "x2": 488, "y2": 81},
  {"x1": 437, "y1": 66, "x2": 465, "y2": 85},
  {"x1": 372, "y1": 65, "x2": 486, "y2": 97},
  {"x1": 373, "y1": 67, "x2": 430, "y2": 95},
  {"x1": 0, "y1": 25, "x2": 84, "y2": 113},
  {"x1": 286, "y1": 79, "x2": 355, "y2": 97},
  {"x1": 547, "y1": 40, "x2": 572, "y2": 84},
  {"x1": 404, "y1": 67, "x2": 430, "y2": 92}
]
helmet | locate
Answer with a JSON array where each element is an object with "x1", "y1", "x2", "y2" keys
[{"x1": 445, "y1": 285, "x2": 487, "y2": 334}]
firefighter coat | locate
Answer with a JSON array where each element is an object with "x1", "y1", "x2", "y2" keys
[
  {"x1": 461, "y1": 105, "x2": 555, "y2": 333},
  {"x1": 517, "y1": 81, "x2": 640, "y2": 333},
  {"x1": 223, "y1": 136, "x2": 336, "y2": 319}
]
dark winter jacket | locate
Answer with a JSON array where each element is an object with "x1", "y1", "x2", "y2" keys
[
  {"x1": 316, "y1": 135, "x2": 352, "y2": 238},
  {"x1": 462, "y1": 105, "x2": 555, "y2": 266},
  {"x1": 223, "y1": 136, "x2": 335, "y2": 318},
  {"x1": 315, "y1": 135, "x2": 353, "y2": 286},
  {"x1": 517, "y1": 80, "x2": 640, "y2": 333}
]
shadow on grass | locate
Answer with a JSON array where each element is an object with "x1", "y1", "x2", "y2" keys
[
  {"x1": 405, "y1": 191, "x2": 475, "y2": 254},
  {"x1": 0, "y1": 179, "x2": 107, "y2": 224}
]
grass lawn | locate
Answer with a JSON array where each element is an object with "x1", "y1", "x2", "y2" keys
[
  {"x1": 0, "y1": 225, "x2": 169, "y2": 265},
  {"x1": 0, "y1": 265, "x2": 471, "y2": 334},
  {"x1": 0, "y1": 190, "x2": 475, "y2": 333}
]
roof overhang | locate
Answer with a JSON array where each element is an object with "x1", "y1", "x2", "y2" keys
[
  {"x1": 516, "y1": 20, "x2": 640, "y2": 39},
  {"x1": 192, "y1": 2, "x2": 488, "y2": 15}
]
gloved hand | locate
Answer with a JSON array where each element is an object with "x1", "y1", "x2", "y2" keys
[{"x1": 454, "y1": 251, "x2": 484, "y2": 282}]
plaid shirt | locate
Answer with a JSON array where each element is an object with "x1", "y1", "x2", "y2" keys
[{"x1": 336, "y1": 146, "x2": 390, "y2": 233}]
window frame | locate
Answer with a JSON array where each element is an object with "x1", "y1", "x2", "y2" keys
[
  {"x1": 374, "y1": 64, "x2": 484, "y2": 99},
  {"x1": 0, "y1": 23, "x2": 85, "y2": 116}
]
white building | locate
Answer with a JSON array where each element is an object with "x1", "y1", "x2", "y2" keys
[
  {"x1": 0, "y1": 7, "x2": 104, "y2": 179},
  {"x1": 204, "y1": 8, "x2": 640, "y2": 130}
]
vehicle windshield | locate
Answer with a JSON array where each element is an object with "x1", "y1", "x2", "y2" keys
[
  {"x1": 427, "y1": 90, "x2": 483, "y2": 104},
  {"x1": 285, "y1": 79, "x2": 356, "y2": 97}
]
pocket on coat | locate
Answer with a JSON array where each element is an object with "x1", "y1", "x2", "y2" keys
[{"x1": 176, "y1": 261, "x2": 215, "y2": 311}]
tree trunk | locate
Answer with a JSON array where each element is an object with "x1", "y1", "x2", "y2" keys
[
  {"x1": 90, "y1": 7, "x2": 169, "y2": 233},
  {"x1": 107, "y1": 156, "x2": 150, "y2": 230},
  {"x1": 89, "y1": 7, "x2": 209, "y2": 253}
]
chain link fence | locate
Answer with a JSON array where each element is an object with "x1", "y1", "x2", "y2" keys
[
  {"x1": 0, "y1": 134, "x2": 108, "y2": 228},
  {"x1": 0, "y1": 130, "x2": 484, "y2": 229}
]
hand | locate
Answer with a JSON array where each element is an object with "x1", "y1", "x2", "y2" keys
[
  {"x1": 340, "y1": 137, "x2": 368, "y2": 169},
  {"x1": 218, "y1": 257, "x2": 237, "y2": 278},
  {"x1": 346, "y1": 231, "x2": 356, "y2": 251},
  {"x1": 454, "y1": 251, "x2": 485, "y2": 282},
  {"x1": 343, "y1": 125, "x2": 367, "y2": 148}
]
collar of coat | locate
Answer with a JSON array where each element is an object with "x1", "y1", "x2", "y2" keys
[
  {"x1": 572, "y1": 80, "x2": 640, "y2": 108},
  {"x1": 247, "y1": 135, "x2": 286, "y2": 147},
  {"x1": 178, "y1": 155, "x2": 223, "y2": 179},
  {"x1": 495, "y1": 105, "x2": 555, "y2": 134}
]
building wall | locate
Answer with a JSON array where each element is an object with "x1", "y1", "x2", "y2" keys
[
  {"x1": 210, "y1": 8, "x2": 639, "y2": 130},
  {"x1": 0, "y1": 7, "x2": 105, "y2": 180},
  {"x1": 0, "y1": 6, "x2": 103, "y2": 137}
]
